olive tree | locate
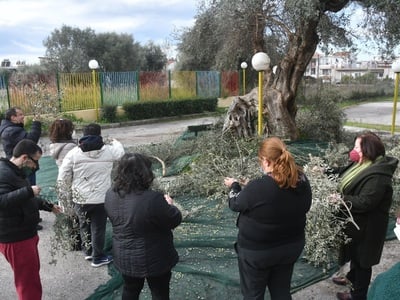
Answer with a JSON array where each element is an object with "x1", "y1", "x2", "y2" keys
[{"x1": 178, "y1": 0, "x2": 400, "y2": 140}]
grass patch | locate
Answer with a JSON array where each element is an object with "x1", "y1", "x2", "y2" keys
[
  {"x1": 340, "y1": 96, "x2": 394, "y2": 108},
  {"x1": 345, "y1": 121, "x2": 400, "y2": 133}
]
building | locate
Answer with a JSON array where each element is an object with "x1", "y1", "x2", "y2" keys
[
  {"x1": 0, "y1": 59, "x2": 26, "y2": 70},
  {"x1": 305, "y1": 51, "x2": 395, "y2": 83}
]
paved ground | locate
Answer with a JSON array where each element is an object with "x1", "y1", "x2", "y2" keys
[
  {"x1": 344, "y1": 101, "x2": 400, "y2": 126},
  {"x1": 0, "y1": 103, "x2": 399, "y2": 299}
]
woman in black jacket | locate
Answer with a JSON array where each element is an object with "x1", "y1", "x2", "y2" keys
[
  {"x1": 105, "y1": 153, "x2": 182, "y2": 300},
  {"x1": 224, "y1": 137, "x2": 312, "y2": 300},
  {"x1": 332, "y1": 132, "x2": 398, "y2": 300}
]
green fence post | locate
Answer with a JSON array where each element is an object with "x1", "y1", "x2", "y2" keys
[
  {"x1": 99, "y1": 72, "x2": 104, "y2": 107},
  {"x1": 168, "y1": 70, "x2": 172, "y2": 99},
  {"x1": 195, "y1": 71, "x2": 198, "y2": 97},
  {"x1": 5, "y1": 74, "x2": 10, "y2": 108},
  {"x1": 56, "y1": 72, "x2": 61, "y2": 113},
  {"x1": 218, "y1": 71, "x2": 222, "y2": 97},
  {"x1": 136, "y1": 71, "x2": 140, "y2": 101}
]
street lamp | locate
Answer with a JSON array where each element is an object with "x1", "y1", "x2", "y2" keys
[
  {"x1": 240, "y1": 61, "x2": 248, "y2": 95},
  {"x1": 391, "y1": 59, "x2": 400, "y2": 135},
  {"x1": 88, "y1": 59, "x2": 99, "y2": 121},
  {"x1": 251, "y1": 52, "x2": 270, "y2": 136}
]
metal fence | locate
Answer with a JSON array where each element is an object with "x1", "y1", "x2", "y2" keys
[{"x1": 0, "y1": 70, "x2": 239, "y2": 114}]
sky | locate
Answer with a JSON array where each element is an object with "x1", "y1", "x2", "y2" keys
[
  {"x1": 0, "y1": 1, "x2": 395, "y2": 67},
  {"x1": 0, "y1": 0, "x2": 198, "y2": 65}
]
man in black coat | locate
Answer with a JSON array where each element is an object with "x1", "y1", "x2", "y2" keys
[
  {"x1": 0, "y1": 107, "x2": 44, "y2": 229},
  {"x1": 0, "y1": 139, "x2": 61, "y2": 300},
  {"x1": 0, "y1": 107, "x2": 41, "y2": 183}
]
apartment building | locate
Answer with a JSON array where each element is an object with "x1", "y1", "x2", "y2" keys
[{"x1": 305, "y1": 51, "x2": 395, "y2": 83}]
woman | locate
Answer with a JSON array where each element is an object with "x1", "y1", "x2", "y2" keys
[
  {"x1": 224, "y1": 137, "x2": 312, "y2": 300},
  {"x1": 331, "y1": 131, "x2": 398, "y2": 300},
  {"x1": 49, "y1": 118, "x2": 76, "y2": 167},
  {"x1": 48, "y1": 118, "x2": 80, "y2": 249},
  {"x1": 104, "y1": 153, "x2": 182, "y2": 300}
]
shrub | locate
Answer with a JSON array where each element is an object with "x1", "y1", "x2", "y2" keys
[
  {"x1": 296, "y1": 88, "x2": 345, "y2": 142},
  {"x1": 122, "y1": 98, "x2": 218, "y2": 121},
  {"x1": 102, "y1": 104, "x2": 117, "y2": 123}
]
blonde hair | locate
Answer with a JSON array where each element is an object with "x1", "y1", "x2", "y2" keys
[{"x1": 258, "y1": 137, "x2": 301, "y2": 188}]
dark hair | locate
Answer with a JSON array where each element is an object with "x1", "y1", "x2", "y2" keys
[
  {"x1": 49, "y1": 119, "x2": 74, "y2": 142},
  {"x1": 113, "y1": 153, "x2": 154, "y2": 194},
  {"x1": 357, "y1": 131, "x2": 385, "y2": 162},
  {"x1": 4, "y1": 107, "x2": 21, "y2": 121},
  {"x1": 83, "y1": 123, "x2": 101, "y2": 136},
  {"x1": 13, "y1": 139, "x2": 42, "y2": 158}
]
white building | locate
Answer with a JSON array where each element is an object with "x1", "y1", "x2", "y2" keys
[{"x1": 305, "y1": 51, "x2": 394, "y2": 83}]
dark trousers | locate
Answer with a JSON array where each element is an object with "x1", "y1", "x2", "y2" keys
[
  {"x1": 346, "y1": 260, "x2": 372, "y2": 300},
  {"x1": 122, "y1": 271, "x2": 172, "y2": 300},
  {"x1": 74, "y1": 203, "x2": 107, "y2": 260},
  {"x1": 235, "y1": 240, "x2": 304, "y2": 300}
]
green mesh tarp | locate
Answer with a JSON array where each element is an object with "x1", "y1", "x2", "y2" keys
[
  {"x1": 36, "y1": 155, "x2": 338, "y2": 300},
  {"x1": 368, "y1": 262, "x2": 400, "y2": 300},
  {"x1": 36, "y1": 140, "x2": 396, "y2": 300}
]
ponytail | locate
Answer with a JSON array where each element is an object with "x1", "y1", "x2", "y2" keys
[{"x1": 258, "y1": 137, "x2": 301, "y2": 188}]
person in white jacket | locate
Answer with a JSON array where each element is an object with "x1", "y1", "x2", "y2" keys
[{"x1": 57, "y1": 123, "x2": 125, "y2": 267}]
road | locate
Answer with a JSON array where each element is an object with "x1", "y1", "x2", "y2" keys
[
  {"x1": 344, "y1": 101, "x2": 400, "y2": 126},
  {"x1": 37, "y1": 115, "x2": 221, "y2": 156}
]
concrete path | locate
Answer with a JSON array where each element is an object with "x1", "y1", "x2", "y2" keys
[{"x1": 344, "y1": 101, "x2": 400, "y2": 126}]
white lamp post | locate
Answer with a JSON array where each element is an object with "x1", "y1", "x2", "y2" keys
[
  {"x1": 88, "y1": 59, "x2": 99, "y2": 121},
  {"x1": 240, "y1": 61, "x2": 248, "y2": 95},
  {"x1": 391, "y1": 59, "x2": 400, "y2": 135},
  {"x1": 251, "y1": 52, "x2": 270, "y2": 135}
]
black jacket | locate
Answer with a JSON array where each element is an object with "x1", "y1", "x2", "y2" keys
[
  {"x1": 228, "y1": 173, "x2": 312, "y2": 250},
  {"x1": 0, "y1": 119, "x2": 41, "y2": 158},
  {"x1": 339, "y1": 156, "x2": 398, "y2": 268},
  {"x1": 0, "y1": 158, "x2": 53, "y2": 243},
  {"x1": 105, "y1": 189, "x2": 182, "y2": 277}
]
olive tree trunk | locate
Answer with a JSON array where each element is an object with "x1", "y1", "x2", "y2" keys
[{"x1": 224, "y1": 4, "x2": 345, "y2": 140}]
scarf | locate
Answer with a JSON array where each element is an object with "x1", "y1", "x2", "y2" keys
[{"x1": 339, "y1": 160, "x2": 372, "y2": 193}]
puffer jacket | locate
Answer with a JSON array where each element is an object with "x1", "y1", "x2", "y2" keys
[
  {"x1": 57, "y1": 138, "x2": 125, "y2": 204},
  {"x1": 104, "y1": 189, "x2": 182, "y2": 277},
  {"x1": 0, "y1": 158, "x2": 53, "y2": 243},
  {"x1": 0, "y1": 119, "x2": 41, "y2": 158}
]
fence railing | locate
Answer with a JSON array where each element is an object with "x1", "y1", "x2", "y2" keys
[{"x1": 0, "y1": 70, "x2": 239, "y2": 115}]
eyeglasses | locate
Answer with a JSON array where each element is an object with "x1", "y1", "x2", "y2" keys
[{"x1": 27, "y1": 155, "x2": 40, "y2": 169}]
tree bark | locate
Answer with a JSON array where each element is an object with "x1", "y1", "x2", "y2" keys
[{"x1": 224, "y1": 0, "x2": 350, "y2": 140}]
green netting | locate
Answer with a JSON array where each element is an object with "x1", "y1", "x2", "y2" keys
[
  {"x1": 367, "y1": 262, "x2": 400, "y2": 300},
  {"x1": 35, "y1": 137, "x2": 396, "y2": 300},
  {"x1": 36, "y1": 155, "x2": 338, "y2": 300}
]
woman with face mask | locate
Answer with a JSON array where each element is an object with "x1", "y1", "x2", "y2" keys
[{"x1": 331, "y1": 131, "x2": 398, "y2": 300}]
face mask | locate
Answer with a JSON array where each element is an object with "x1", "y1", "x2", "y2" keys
[
  {"x1": 349, "y1": 149, "x2": 360, "y2": 162},
  {"x1": 22, "y1": 166, "x2": 33, "y2": 177}
]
